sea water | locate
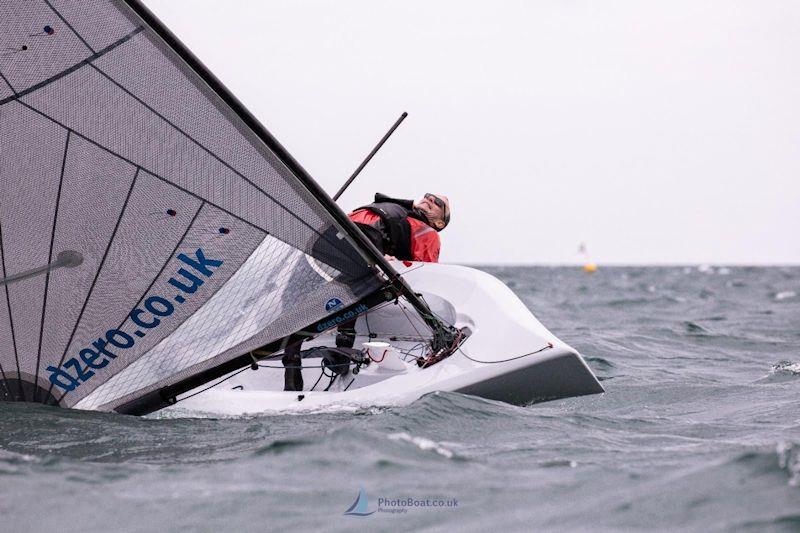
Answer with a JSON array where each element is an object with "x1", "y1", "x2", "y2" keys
[{"x1": 1, "y1": 266, "x2": 798, "y2": 532}]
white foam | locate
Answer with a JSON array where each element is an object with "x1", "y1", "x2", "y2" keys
[
  {"x1": 771, "y1": 361, "x2": 800, "y2": 375},
  {"x1": 388, "y1": 432, "x2": 455, "y2": 459}
]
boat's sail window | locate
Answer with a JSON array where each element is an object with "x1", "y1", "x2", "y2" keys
[{"x1": 0, "y1": 0, "x2": 387, "y2": 411}]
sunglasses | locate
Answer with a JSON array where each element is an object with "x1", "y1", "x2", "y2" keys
[
  {"x1": 425, "y1": 193, "x2": 445, "y2": 210},
  {"x1": 425, "y1": 193, "x2": 449, "y2": 226}
]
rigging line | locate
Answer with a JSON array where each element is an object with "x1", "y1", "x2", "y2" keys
[
  {"x1": 0, "y1": 221, "x2": 24, "y2": 401},
  {"x1": 174, "y1": 366, "x2": 249, "y2": 403},
  {"x1": 44, "y1": 168, "x2": 140, "y2": 401},
  {"x1": 13, "y1": 99, "x2": 270, "y2": 237},
  {"x1": 309, "y1": 370, "x2": 325, "y2": 392},
  {"x1": 34, "y1": 130, "x2": 71, "y2": 403},
  {"x1": 58, "y1": 201, "x2": 205, "y2": 405},
  {"x1": 84, "y1": 63, "x2": 351, "y2": 259},
  {"x1": 257, "y1": 362, "x2": 353, "y2": 370},
  {"x1": 398, "y1": 301, "x2": 431, "y2": 344},
  {"x1": 456, "y1": 343, "x2": 553, "y2": 365},
  {"x1": 0, "y1": 27, "x2": 145, "y2": 107},
  {"x1": 41, "y1": 0, "x2": 96, "y2": 54}
]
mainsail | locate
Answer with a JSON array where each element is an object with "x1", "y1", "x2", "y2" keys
[{"x1": 0, "y1": 0, "x2": 452, "y2": 414}]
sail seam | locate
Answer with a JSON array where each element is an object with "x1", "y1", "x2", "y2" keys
[
  {"x1": 0, "y1": 27, "x2": 145, "y2": 108},
  {"x1": 34, "y1": 131, "x2": 71, "y2": 403},
  {"x1": 42, "y1": 0, "x2": 96, "y2": 54},
  {"x1": 43, "y1": 167, "x2": 140, "y2": 401},
  {"x1": 0, "y1": 221, "x2": 24, "y2": 401},
  {"x1": 0, "y1": 223, "x2": 8, "y2": 394},
  {"x1": 58, "y1": 201, "x2": 207, "y2": 405},
  {"x1": 0, "y1": 70, "x2": 16, "y2": 96}
]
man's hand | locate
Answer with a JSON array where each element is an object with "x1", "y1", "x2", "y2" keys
[{"x1": 384, "y1": 254, "x2": 397, "y2": 261}]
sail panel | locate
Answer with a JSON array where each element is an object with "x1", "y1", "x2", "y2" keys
[
  {"x1": 0, "y1": 101, "x2": 67, "y2": 390},
  {"x1": 0, "y1": 0, "x2": 386, "y2": 410}
]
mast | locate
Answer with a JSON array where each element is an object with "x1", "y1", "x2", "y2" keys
[
  {"x1": 333, "y1": 112, "x2": 408, "y2": 202},
  {"x1": 121, "y1": 0, "x2": 455, "y2": 345}
]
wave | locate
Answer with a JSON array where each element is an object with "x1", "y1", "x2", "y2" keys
[
  {"x1": 730, "y1": 443, "x2": 800, "y2": 487},
  {"x1": 683, "y1": 321, "x2": 712, "y2": 335},
  {"x1": 0, "y1": 448, "x2": 40, "y2": 475},
  {"x1": 583, "y1": 356, "x2": 615, "y2": 370},
  {"x1": 253, "y1": 438, "x2": 313, "y2": 456},
  {"x1": 735, "y1": 514, "x2": 800, "y2": 531},
  {"x1": 777, "y1": 441, "x2": 800, "y2": 487}
]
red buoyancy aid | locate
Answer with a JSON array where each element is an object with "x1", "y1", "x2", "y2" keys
[{"x1": 349, "y1": 209, "x2": 440, "y2": 263}]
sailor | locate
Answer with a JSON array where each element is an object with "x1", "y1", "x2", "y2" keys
[
  {"x1": 282, "y1": 192, "x2": 451, "y2": 391},
  {"x1": 348, "y1": 192, "x2": 450, "y2": 263}
]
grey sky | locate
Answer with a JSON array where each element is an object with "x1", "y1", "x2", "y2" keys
[{"x1": 145, "y1": 0, "x2": 799, "y2": 264}]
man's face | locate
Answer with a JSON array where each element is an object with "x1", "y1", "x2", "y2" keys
[{"x1": 416, "y1": 193, "x2": 449, "y2": 230}]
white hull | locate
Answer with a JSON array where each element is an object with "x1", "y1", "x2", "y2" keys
[{"x1": 170, "y1": 263, "x2": 603, "y2": 416}]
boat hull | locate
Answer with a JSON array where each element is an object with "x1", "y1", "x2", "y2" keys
[{"x1": 171, "y1": 263, "x2": 603, "y2": 415}]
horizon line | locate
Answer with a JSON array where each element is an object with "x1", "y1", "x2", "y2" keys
[{"x1": 450, "y1": 261, "x2": 800, "y2": 268}]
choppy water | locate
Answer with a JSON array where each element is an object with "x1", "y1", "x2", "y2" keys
[{"x1": 1, "y1": 266, "x2": 799, "y2": 532}]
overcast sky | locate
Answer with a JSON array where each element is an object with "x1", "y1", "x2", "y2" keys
[{"x1": 145, "y1": 0, "x2": 799, "y2": 265}]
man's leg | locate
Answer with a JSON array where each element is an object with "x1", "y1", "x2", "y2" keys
[
  {"x1": 282, "y1": 339, "x2": 304, "y2": 392},
  {"x1": 335, "y1": 318, "x2": 358, "y2": 349}
]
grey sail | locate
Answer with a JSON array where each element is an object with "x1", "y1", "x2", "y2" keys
[{"x1": 0, "y1": 0, "x2": 397, "y2": 412}]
